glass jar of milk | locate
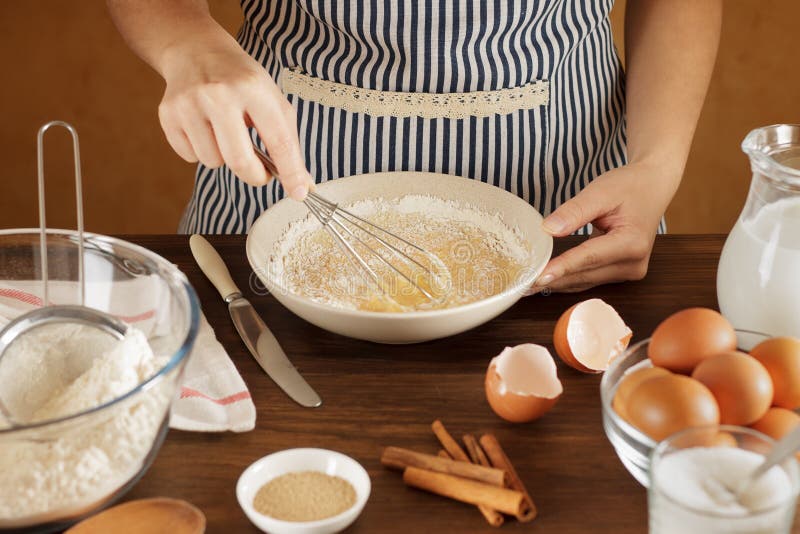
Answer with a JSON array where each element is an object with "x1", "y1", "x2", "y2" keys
[
  {"x1": 717, "y1": 124, "x2": 800, "y2": 339},
  {"x1": 649, "y1": 426, "x2": 799, "y2": 534}
]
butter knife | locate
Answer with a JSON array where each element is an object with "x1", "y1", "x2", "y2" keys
[{"x1": 189, "y1": 234, "x2": 322, "y2": 408}]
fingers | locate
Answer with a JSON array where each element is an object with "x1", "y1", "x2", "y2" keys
[
  {"x1": 247, "y1": 92, "x2": 311, "y2": 201},
  {"x1": 158, "y1": 72, "x2": 305, "y2": 193},
  {"x1": 538, "y1": 231, "x2": 647, "y2": 285},
  {"x1": 163, "y1": 126, "x2": 198, "y2": 163},
  {"x1": 182, "y1": 115, "x2": 225, "y2": 169},
  {"x1": 158, "y1": 105, "x2": 198, "y2": 163},
  {"x1": 204, "y1": 105, "x2": 269, "y2": 186},
  {"x1": 541, "y1": 261, "x2": 647, "y2": 293},
  {"x1": 542, "y1": 181, "x2": 620, "y2": 237}
]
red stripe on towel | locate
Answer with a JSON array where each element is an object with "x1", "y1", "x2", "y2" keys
[
  {"x1": 114, "y1": 309, "x2": 156, "y2": 323},
  {"x1": 0, "y1": 288, "x2": 44, "y2": 307},
  {"x1": 0, "y1": 286, "x2": 155, "y2": 323},
  {"x1": 180, "y1": 387, "x2": 251, "y2": 405}
]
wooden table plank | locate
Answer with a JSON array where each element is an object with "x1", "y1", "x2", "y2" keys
[{"x1": 124, "y1": 234, "x2": 731, "y2": 533}]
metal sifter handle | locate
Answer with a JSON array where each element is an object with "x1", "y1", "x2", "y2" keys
[{"x1": 36, "y1": 121, "x2": 85, "y2": 307}]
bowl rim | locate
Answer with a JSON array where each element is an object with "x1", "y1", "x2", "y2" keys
[
  {"x1": 246, "y1": 172, "x2": 553, "y2": 318},
  {"x1": 0, "y1": 228, "x2": 200, "y2": 434},
  {"x1": 236, "y1": 447, "x2": 371, "y2": 530},
  {"x1": 600, "y1": 328, "x2": 774, "y2": 450}
]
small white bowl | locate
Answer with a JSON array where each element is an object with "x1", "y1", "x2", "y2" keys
[{"x1": 236, "y1": 448, "x2": 371, "y2": 534}]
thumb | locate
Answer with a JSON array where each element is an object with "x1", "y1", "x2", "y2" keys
[{"x1": 542, "y1": 182, "x2": 610, "y2": 237}]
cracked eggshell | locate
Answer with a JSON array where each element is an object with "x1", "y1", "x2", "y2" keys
[
  {"x1": 485, "y1": 344, "x2": 563, "y2": 423},
  {"x1": 553, "y1": 299, "x2": 632, "y2": 374}
]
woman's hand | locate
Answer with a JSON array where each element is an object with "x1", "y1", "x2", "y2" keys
[
  {"x1": 528, "y1": 0, "x2": 720, "y2": 293},
  {"x1": 156, "y1": 24, "x2": 311, "y2": 199},
  {"x1": 532, "y1": 162, "x2": 676, "y2": 293}
]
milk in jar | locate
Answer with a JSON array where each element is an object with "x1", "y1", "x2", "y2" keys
[
  {"x1": 717, "y1": 124, "x2": 800, "y2": 338},
  {"x1": 717, "y1": 197, "x2": 800, "y2": 337}
]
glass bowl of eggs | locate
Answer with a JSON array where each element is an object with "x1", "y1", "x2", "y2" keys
[{"x1": 600, "y1": 307, "x2": 798, "y2": 487}]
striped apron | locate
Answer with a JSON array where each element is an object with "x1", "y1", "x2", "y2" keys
[{"x1": 179, "y1": 0, "x2": 662, "y2": 235}]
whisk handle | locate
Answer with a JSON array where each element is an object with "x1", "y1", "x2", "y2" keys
[
  {"x1": 189, "y1": 234, "x2": 241, "y2": 302},
  {"x1": 252, "y1": 143, "x2": 279, "y2": 177}
]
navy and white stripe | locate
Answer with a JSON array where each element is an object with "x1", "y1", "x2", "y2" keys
[{"x1": 179, "y1": 0, "x2": 667, "y2": 235}]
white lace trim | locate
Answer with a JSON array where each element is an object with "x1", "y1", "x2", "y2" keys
[{"x1": 280, "y1": 67, "x2": 549, "y2": 119}]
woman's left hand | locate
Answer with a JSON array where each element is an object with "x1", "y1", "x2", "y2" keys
[{"x1": 531, "y1": 162, "x2": 677, "y2": 293}]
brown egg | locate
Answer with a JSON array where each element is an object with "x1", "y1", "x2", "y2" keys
[
  {"x1": 485, "y1": 344, "x2": 563, "y2": 423},
  {"x1": 692, "y1": 351, "x2": 773, "y2": 426},
  {"x1": 612, "y1": 366, "x2": 671, "y2": 423},
  {"x1": 553, "y1": 299, "x2": 632, "y2": 374},
  {"x1": 751, "y1": 407, "x2": 800, "y2": 444},
  {"x1": 710, "y1": 431, "x2": 738, "y2": 448},
  {"x1": 626, "y1": 374, "x2": 720, "y2": 442},
  {"x1": 750, "y1": 337, "x2": 800, "y2": 410},
  {"x1": 648, "y1": 308, "x2": 737, "y2": 374},
  {"x1": 669, "y1": 430, "x2": 738, "y2": 449}
]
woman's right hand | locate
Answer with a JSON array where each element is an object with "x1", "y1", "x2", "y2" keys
[{"x1": 156, "y1": 24, "x2": 311, "y2": 200}]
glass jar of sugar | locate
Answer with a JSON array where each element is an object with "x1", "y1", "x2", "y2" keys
[{"x1": 648, "y1": 426, "x2": 799, "y2": 534}]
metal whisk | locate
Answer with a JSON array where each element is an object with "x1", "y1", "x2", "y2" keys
[{"x1": 252, "y1": 145, "x2": 451, "y2": 306}]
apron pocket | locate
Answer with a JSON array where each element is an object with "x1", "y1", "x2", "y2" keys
[{"x1": 280, "y1": 67, "x2": 551, "y2": 212}]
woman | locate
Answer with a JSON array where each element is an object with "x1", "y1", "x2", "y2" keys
[{"x1": 108, "y1": 0, "x2": 721, "y2": 292}]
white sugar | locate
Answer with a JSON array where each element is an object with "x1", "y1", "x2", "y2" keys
[{"x1": 650, "y1": 447, "x2": 795, "y2": 533}]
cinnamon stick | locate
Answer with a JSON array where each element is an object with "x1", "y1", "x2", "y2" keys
[
  {"x1": 431, "y1": 420, "x2": 470, "y2": 462},
  {"x1": 403, "y1": 466, "x2": 528, "y2": 517},
  {"x1": 462, "y1": 435, "x2": 505, "y2": 527},
  {"x1": 479, "y1": 434, "x2": 537, "y2": 522},
  {"x1": 462, "y1": 434, "x2": 491, "y2": 467},
  {"x1": 381, "y1": 447, "x2": 506, "y2": 487},
  {"x1": 437, "y1": 449, "x2": 451, "y2": 459}
]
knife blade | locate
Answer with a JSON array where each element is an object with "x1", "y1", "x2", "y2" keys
[{"x1": 189, "y1": 234, "x2": 322, "y2": 408}]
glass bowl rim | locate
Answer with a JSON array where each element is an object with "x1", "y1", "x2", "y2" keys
[
  {"x1": 0, "y1": 228, "x2": 200, "y2": 434},
  {"x1": 650, "y1": 424, "x2": 800, "y2": 520}
]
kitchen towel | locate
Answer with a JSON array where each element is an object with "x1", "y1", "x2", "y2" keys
[{"x1": 0, "y1": 279, "x2": 256, "y2": 432}]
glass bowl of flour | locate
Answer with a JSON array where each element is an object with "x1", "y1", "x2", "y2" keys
[{"x1": 0, "y1": 230, "x2": 199, "y2": 532}]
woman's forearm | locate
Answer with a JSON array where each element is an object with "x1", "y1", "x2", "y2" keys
[
  {"x1": 107, "y1": 0, "x2": 227, "y2": 77},
  {"x1": 623, "y1": 0, "x2": 722, "y2": 200}
]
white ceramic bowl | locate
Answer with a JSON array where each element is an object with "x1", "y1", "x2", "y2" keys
[
  {"x1": 236, "y1": 448, "x2": 371, "y2": 534},
  {"x1": 246, "y1": 172, "x2": 553, "y2": 343}
]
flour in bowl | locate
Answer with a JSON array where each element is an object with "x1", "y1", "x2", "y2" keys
[
  {"x1": 269, "y1": 195, "x2": 531, "y2": 311},
  {"x1": 0, "y1": 323, "x2": 170, "y2": 522}
]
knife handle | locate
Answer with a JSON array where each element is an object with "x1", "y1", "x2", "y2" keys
[{"x1": 189, "y1": 234, "x2": 241, "y2": 302}]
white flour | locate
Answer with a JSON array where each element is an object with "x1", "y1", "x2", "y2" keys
[
  {"x1": 269, "y1": 195, "x2": 531, "y2": 310},
  {"x1": 0, "y1": 323, "x2": 169, "y2": 522}
]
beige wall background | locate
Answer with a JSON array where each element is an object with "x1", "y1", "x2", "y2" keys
[{"x1": 1, "y1": 1, "x2": 797, "y2": 234}]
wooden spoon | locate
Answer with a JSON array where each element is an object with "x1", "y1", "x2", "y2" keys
[{"x1": 66, "y1": 498, "x2": 205, "y2": 534}]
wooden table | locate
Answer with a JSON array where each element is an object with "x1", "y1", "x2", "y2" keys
[{"x1": 125, "y1": 234, "x2": 729, "y2": 533}]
